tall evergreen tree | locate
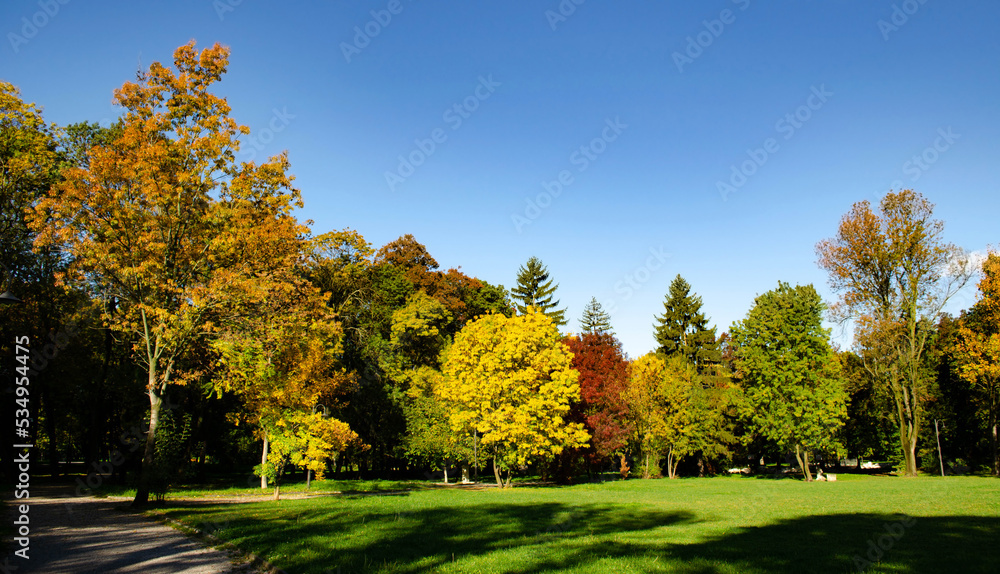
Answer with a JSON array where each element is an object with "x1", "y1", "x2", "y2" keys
[
  {"x1": 654, "y1": 275, "x2": 721, "y2": 370},
  {"x1": 510, "y1": 256, "x2": 567, "y2": 326},
  {"x1": 580, "y1": 297, "x2": 613, "y2": 335}
]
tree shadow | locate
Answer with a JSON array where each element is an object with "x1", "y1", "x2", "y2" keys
[
  {"x1": 164, "y1": 501, "x2": 1000, "y2": 573},
  {"x1": 668, "y1": 513, "x2": 1000, "y2": 573},
  {"x1": 166, "y1": 501, "x2": 699, "y2": 573}
]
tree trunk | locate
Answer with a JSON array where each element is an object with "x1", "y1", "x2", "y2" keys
[
  {"x1": 273, "y1": 484, "x2": 280, "y2": 500},
  {"x1": 443, "y1": 463, "x2": 449, "y2": 484},
  {"x1": 795, "y1": 444, "x2": 813, "y2": 482},
  {"x1": 493, "y1": 458, "x2": 502, "y2": 488},
  {"x1": 133, "y1": 384, "x2": 162, "y2": 506},
  {"x1": 991, "y1": 420, "x2": 999, "y2": 477},
  {"x1": 260, "y1": 435, "x2": 269, "y2": 490}
]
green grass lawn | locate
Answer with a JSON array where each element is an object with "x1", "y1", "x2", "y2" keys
[{"x1": 157, "y1": 475, "x2": 1000, "y2": 574}]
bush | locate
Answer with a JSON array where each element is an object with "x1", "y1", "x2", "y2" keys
[{"x1": 149, "y1": 408, "x2": 193, "y2": 501}]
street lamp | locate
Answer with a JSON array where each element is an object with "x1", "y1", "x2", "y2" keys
[{"x1": 0, "y1": 263, "x2": 21, "y2": 304}]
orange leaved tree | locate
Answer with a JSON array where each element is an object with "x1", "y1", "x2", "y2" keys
[
  {"x1": 816, "y1": 190, "x2": 972, "y2": 476},
  {"x1": 956, "y1": 252, "x2": 1000, "y2": 475},
  {"x1": 30, "y1": 41, "x2": 305, "y2": 505}
]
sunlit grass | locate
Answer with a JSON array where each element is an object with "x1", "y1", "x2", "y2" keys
[{"x1": 155, "y1": 474, "x2": 1000, "y2": 573}]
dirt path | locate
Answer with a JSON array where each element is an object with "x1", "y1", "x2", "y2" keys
[{"x1": 5, "y1": 485, "x2": 262, "y2": 574}]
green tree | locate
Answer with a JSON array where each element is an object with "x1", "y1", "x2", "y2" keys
[
  {"x1": 730, "y1": 282, "x2": 848, "y2": 482},
  {"x1": 439, "y1": 309, "x2": 589, "y2": 487},
  {"x1": 510, "y1": 256, "x2": 567, "y2": 326},
  {"x1": 580, "y1": 297, "x2": 614, "y2": 335},
  {"x1": 654, "y1": 275, "x2": 721, "y2": 371},
  {"x1": 816, "y1": 190, "x2": 972, "y2": 476}
]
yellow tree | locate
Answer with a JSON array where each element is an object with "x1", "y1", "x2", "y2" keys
[
  {"x1": 623, "y1": 354, "x2": 693, "y2": 478},
  {"x1": 956, "y1": 252, "x2": 1000, "y2": 475},
  {"x1": 30, "y1": 42, "x2": 306, "y2": 504},
  {"x1": 439, "y1": 309, "x2": 589, "y2": 487},
  {"x1": 211, "y1": 275, "x2": 360, "y2": 496},
  {"x1": 816, "y1": 190, "x2": 972, "y2": 476}
]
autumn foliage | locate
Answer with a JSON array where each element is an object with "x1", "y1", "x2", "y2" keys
[{"x1": 564, "y1": 333, "x2": 631, "y2": 466}]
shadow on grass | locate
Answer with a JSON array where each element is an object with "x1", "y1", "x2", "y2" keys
[{"x1": 164, "y1": 501, "x2": 1000, "y2": 574}]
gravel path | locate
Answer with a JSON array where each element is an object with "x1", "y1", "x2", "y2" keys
[{"x1": 7, "y1": 485, "x2": 262, "y2": 574}]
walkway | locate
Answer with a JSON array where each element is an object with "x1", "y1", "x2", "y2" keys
[{"x1": 4, "y1": 485, "x2": 262, "y2": 574}]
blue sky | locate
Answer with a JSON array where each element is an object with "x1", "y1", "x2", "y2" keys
[{"x1": 3, "y1": 0, "x2": 997, "y2": 357}]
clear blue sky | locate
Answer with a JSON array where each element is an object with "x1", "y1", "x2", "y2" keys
[{"x1": 3, "y1": 1, "x2": 997, "y2": 357}]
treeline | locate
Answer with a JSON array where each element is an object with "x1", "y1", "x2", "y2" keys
[{"x1": 2, "y1": 43, "x2": 997, "y2": 503}]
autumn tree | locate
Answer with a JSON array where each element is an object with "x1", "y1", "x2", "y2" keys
[
  {"x1": 374, "y1": 234, "x2": 484, "y2": 327},
  {"x1": 816, "y1": 190, "x2": 972, "y2": 476},
  {"x1": 955, "y1": 252, "x2": 1000, "y2": 475},
  {"x1": 211, "y1": 268, "x2": 360, "y2": 495},
  {"x1": 654, "y1": 275, "x2": 721, "y2": 372},
  {"x1": 511, "y1": 256, "x2": 567, "y2": 326},
  {"x1": 580, "y1": 297, "x2": 614, "y2": 335},
  {"x1": 730, "y1": 282, "x2": 848, "y2": 481},
  {"x1": 564, "y1": 332, "x2": 631, "y2": 475},
  {"x1": 438, "y1": 309, "x2": 589, "y2": 487},
  {"x1": 623, "y1": 354, "x2": 693, "y2": 478},
  {"x1": 30, "y1": 42, "x2": 309, "y2": 504},
  {"x1": 0, "y1": 81, "x2": 67, "y2": 482}
]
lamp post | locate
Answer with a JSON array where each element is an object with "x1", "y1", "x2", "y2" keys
[
  {"x1": 0, "y1": 263, "x2": 21, "y2": 304},
  {"x1": 306, "y1": 403, "x2": 328, "y2": 490}
]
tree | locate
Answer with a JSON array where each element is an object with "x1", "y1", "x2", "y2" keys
[
  {"x1": 816, "y1": 190, "x2": 972, "y2": 476},
  {"x1": 580, "y1": 297, "x2": 614, "y2": 335},
  {"x1": 463, "y1": 279, "x2": 514, "y2": 320},
  {"x1": 510, "y1": 256, "x2": 567, "y2": 326},
  {"x1": 564, "y1": 332, "x2": 631, "y2": 474},
  {"x1": 730, "y1": 282, "x2": 848, "y2": 481},
  {"x1": 374, "y1": 234, "x2": 478, "y2": 326},
  {"x1": 210, "y1": 271, "x2": 360, "y2": 494},
  {"x1": 623, "y1": 354, "x2": 692, "y2": 478},
  {"x1": 30, "y1": 42, "x2": 307, "y2": 504},
  {"x1": 260, "y1": 409, "x2": 359, "y2": 499},
  {"x1": 955, "y1": 252, "x2": 1000, "y2": 475},
  {"x1": 401, "y1": 365, "x2": 474, "y2": 483},
  {"x1": 654, "y1": 275, "x2": 721, "y2": 371},
  {"x1": 0, "y1": 81, "x2": 63, "y2": 482},
  {"x1": 438, "y1": 309, "x2": 589, "y2": 487},
  {"x1": 389, "y1": 290, "x2": 453, "y2": 370}
]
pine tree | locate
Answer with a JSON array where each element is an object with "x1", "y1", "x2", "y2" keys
[
  {"x1": 580, "y1": 297, "x2": 613, "y2": 335},
  {"x1": 511, "y1": 256, "x2": 567, "y2": 326},
  {"x1": 654, "y1": 275, "x2": 721, "y2": 370}
]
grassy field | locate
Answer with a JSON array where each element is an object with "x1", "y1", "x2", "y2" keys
[{"x1": 156, "y1": 474, "x2": 1000, "y2": 574}]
